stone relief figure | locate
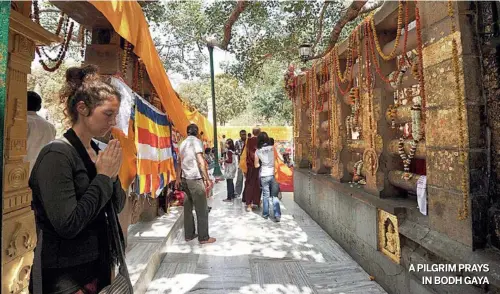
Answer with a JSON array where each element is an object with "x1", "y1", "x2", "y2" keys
[{"x1": 385, "y1": 219, "x2": 397, "y2": 254}]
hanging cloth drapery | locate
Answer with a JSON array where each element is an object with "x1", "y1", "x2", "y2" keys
[{"x1": 416, "y1": 175, "x2": 427, "y2": 215}]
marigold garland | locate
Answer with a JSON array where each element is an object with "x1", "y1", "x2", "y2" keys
[
  {"x1": 329, "y1": 52, "x2": 337, "y2": 160},
  {"x1": 122, "y1": 40, "x2": 131, "y2": 77},
  {"x1": 37, "y1": 21, "x2": 74, "y2": 72},
  {"x1": 80, "y1": 26, "x2": 87, "y2": 58},
  {"x1": 364, "y1": 19, "x2": 375, "y2": 150},
  {"x1": 33, "y1": 0, "x2": 74, "y2": 72},
  {"x1": 371, "y1": 0, "x2": 404, "y2": 61},
  {"x1": 448, "y1": 0, "x2": 469, "y2": 220},
  {"x1": 415, "y1": 1, "x2": 427, "y2": 130}
]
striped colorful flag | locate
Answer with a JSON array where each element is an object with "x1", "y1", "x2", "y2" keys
[{"x1": 134, "y1": 95, "x2": 176, "y2": 197}]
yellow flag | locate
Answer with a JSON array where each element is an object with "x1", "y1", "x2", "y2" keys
[{"x1": 239, "y1": 138, "x2": 248, "y2": 174}]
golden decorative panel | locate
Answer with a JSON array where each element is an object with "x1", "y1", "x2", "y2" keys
[
  {"x1": 5, "y1": 137, "x2": 27, "y2": 158},
  {"x1": 378, "y1": 209, "x2": 401, "y2": 264},
  {"x1": 3, "y1": 162, "x2": 29, "y2": 192},
  {"x1": 2, "y1": 250, "x2": 33, "y2": 294},
  {"x1": 3, "y1": 188, "x2": 32, "y2": 214},
  {"x1": 13, "y1": 35, "x2": 35, "y2": 58},
  {"x1": 2, "y1": 208, "x2": 36, "y2": 265}
]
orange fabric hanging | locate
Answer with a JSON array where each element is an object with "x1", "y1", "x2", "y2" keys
[
  {"x1": 274, "y1": 147, "x2": 293, "y2": 192},
  {"x1": 183, "y1": 107, "x2": 214, "y2": 144},
  {"x1": 90, "y1": 0, "x2": 191, "y2": 137}
]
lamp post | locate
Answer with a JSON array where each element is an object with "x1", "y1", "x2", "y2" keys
[
  {"x1": 299, "y1": 43, "x2": 312, "y2": 63},
  {"x1": 207, "y1": 42, "x2": 223, "y2": 177}
]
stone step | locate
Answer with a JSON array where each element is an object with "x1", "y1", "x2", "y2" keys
[{"x1": 124, "y1": 206, "x2": 184, "y2": 294}]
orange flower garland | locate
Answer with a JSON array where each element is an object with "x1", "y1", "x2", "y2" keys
[
  {"x1": 415, "y1": 1, "x2": 427, "y2": 129},
  {"x1": 448, "y1": 0, "x2": 469, "y2": 220},
  {"x1": 122, "y1": 40, "x2": 132, "y2": 77},
  {"x1": 371, "y1": 0, "x2": 404, "y2": 61}
]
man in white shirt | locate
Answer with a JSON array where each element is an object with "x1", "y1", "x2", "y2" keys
[
  {"x1": 175, "y1": 124, "x2": 216, "y2": 244},
  {"x1": 25, "y1": 91, "x2": 56, "y2": 176}
]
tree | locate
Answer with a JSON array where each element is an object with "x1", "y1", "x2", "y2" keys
[
  {"x1": 177, "y1": 74, "x2": 249, "y2": 126},
  {"x1": 143, "y1": 1, "x2": 383, "y2": 81},
  {"x1": 246, "y1": 60, "x2": 293, "y2": 125},
  {"x1": 143, "y1": 0, "x2": 353, "y2": 80},
  {"x1": 144, "y1": 1, "x2": 208, "y2": 79}
]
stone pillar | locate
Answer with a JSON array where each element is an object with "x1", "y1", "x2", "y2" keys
[
  {"x1": 293, "y1": 76, "x2": 309, "y2": 168},
  {"x1": 333, "y1": 57, "x2": 358, "y2": 182},
  {"x1": 312, "y1": 63, "x2": 331, "y2": 174},
  {"x1": 86, "y1": 28, "x2": 125, "y2": 77},
  {"x1": 371, "y1": 33, "x2": 401, "y2": 198},
  {"x1": 329, "y1": 74, "x2": 344, "y2": 181},
  {"x1": 421, "y1": 1, "x2": 486, "y2": 248},
  {"x1": 2, "y1": 6, "x2": 59, "y2": 293}
]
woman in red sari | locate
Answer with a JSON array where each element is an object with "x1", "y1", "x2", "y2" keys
[{"x1": 243, "y1": 128, "x2": 261, "y2": 211}]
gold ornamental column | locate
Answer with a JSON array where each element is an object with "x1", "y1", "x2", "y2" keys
[{"x1": 2, "y1": 4, "x2": 59, "y2": 293}]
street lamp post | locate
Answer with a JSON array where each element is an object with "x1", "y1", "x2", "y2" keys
[
  {"x1": 208, "y1": 44, "x2": 223, "y2": 177},
  {"x1": 299, "y1": 43, "x2": 312, "y2": 63}
]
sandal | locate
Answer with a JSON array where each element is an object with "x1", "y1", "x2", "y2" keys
[{"x1": 199, "y1": 237, "x2": 216, "y2": 244}]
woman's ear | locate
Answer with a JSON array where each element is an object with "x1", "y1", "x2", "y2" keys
[{"x1": 76, "y1": 101, "x2": 90, "y2": 117}]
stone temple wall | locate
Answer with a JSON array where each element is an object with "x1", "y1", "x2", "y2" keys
[{"x1": 292, "y1": 1, "x2": 500, "y2": 293}]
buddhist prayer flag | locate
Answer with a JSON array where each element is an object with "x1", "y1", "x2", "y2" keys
[
  {"x1": 110, "y1": 77, "x2": 137, "y2": 191},
  {"x1": 134, "y1": 96, "x2": 176, "y2": 197}
]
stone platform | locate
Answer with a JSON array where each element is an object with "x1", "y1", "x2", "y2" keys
[
  {"x1": 125, "y1": 204, "x2": 184, "y2": 294},
  {"x1": 143, "y1": 181, "x2": 386, "y2": 293}
]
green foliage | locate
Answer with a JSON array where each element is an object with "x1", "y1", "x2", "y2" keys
[
  {"x1": 143, "y1": 0, "x2": 351, "y2": 80},
  {"x1": 245, "y1": 61, "x2": 293, "y2": 125},
  {"x1": 177, "y1": 74, "x2": 249, "y2": 125}
]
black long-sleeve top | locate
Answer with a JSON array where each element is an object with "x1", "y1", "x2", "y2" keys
[{"x1": 29, "y1": 138, "x2": 126, "y2": 293}]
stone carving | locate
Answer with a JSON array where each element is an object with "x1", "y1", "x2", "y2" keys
[
  {"x1": 9, "y1": 256, "x2": 31, "y2": 294},
  {"x1": 13, "y1": 35, "x2": 35, "y2": 58},
  {"x1": 363, "y1": 148, "x2": 379, "y2": 176},
  {"x1": 8, "y1": 166, "x2": 27, "y2": 189},
  {"x1": 6, "y1": 222, "x2": 33, "y2": 259},
  {"x1": 384, "y1": 220, "x2": 397, "y2": 254},
  {"x1": 3, "y1": 189, "x2": 32, "y2": 213},
  {"x1": 378, "y1": 209, "x2": 401, "y2": 264},
  {"x1": 11, "y1": 139, "x2": 25, "y2": 151}
]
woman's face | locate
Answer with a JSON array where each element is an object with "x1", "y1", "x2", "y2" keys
[{"x1": 78, "y1": 96, "x2": 120, "y2": 137}]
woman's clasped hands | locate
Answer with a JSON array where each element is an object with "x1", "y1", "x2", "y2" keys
[{"x1": 96, "y1": 139, "x2": 123, "y2": 179}]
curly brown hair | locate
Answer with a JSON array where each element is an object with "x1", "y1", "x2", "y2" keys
[{"x1": 60, "y1": 65, "x2": 121, "y2": 124}]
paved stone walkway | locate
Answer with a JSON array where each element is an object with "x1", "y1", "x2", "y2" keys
[{"x1": 146, "y1": 181, "x2": 387, "y2": 294}]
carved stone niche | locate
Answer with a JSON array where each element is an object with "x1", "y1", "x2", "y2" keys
[
  {"x1": 2, "y1": 208, "x2": 37, "y2": 265},
  {"x1": 2, "y1": 250, "x2": 33, "y2": 294},
  {"x1": 378, "y1": 209, "x2": 401, "y2": 264}
]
